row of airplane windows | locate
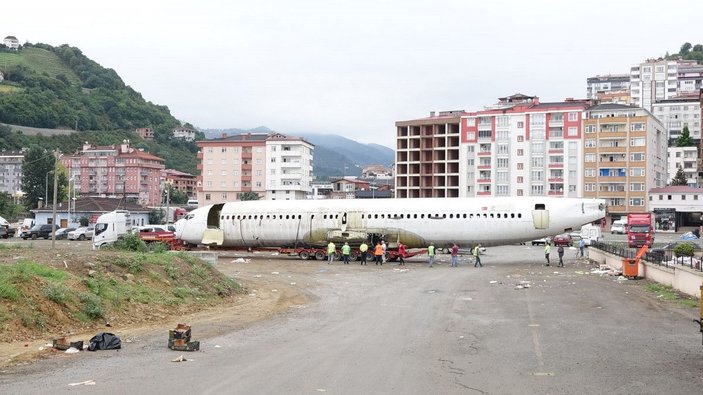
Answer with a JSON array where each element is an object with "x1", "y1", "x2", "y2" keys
[{"x1": 221, "y1": 212, "x2": 524, "y2": 221}]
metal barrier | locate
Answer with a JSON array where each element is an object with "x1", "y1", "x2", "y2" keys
[{"x1": 590, "y1": 241, "x2": 702, "y2": 272}]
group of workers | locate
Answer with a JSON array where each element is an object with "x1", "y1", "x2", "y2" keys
[{"x1": 326, "y1": 240, "x2": 483, "y2": 267}]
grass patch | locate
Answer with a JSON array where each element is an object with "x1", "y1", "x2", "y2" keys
[
  {"x1": 79, "y1": 292, "x2": 104, "y2": 319},
  {"x1": 644, "y1": 283, "x2": 699, "y2": 308},
  {"x1": 41, "y1": 283, "x2": 72, "y2": 305},
  {"x1": 1, "y1": 260, "x2": 67, "y2": 301}
]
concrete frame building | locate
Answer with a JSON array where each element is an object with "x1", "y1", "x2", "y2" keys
[
  {"x1": 395, "y1": 111, "x2": 463, "y2": 198},
  {"x1": 60, "y1": 140, "x2": 165, "y2": 206},
  {"x1": 0, "y1": 150, "x2": 24, "y2": 198},
  {"x1": 197, "y1": 132, "x2": 313, "y2": 204},
  {"x1": 582, "y1": 104, "x2": 667, "y2": 223}
]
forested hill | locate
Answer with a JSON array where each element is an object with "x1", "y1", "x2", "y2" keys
[
  {"x1": 0, "y1": 43, "x2": 179, "y2": 131},
  {"x1": 0, "y1": 43, "x2": 201, "y2": 174}
]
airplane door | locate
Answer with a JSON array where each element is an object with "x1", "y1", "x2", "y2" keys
[
  {"x1": 343, "y1": 211, "x2": 363, "y2": 231},
  {"x1": 532, "y1": 203, "x2": 549, "y2": 229}
]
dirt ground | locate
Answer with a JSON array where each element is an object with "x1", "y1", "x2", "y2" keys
[{"x1": 0, "y1": 246, "x2": 313, "y2": 368}]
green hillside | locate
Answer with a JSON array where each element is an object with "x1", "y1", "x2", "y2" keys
[
  {"x1": 0, "y1": 43, "x2": 201, "y2": 174},
  {"x1": 0, "y1": 47, "x2": 80, "y2": 84}
]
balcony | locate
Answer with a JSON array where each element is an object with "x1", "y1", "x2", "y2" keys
[
  {"x1": 477, "y1": 151, "x2": 492, "y2": 156},
  {"x1": 548, "y1": 190, "x2": 564, "y2": 196},
  {"x1": 477, "y1": 178, "x2": 491, "y2": 183},
  {"x1": 477, "y1": 165, "x2": 491, "y2": 170},
  {"x1": 548, "y1": 163, "x2": 564, "y2": 168},
  {"x1": 548, "y1": 177, "x2": 564, "y2": 183},
  {"x1": 548, "y1": 149, "x2": 564, "y2": 154},
  {"x1": 241, "y1": 151, "x2": 253, "y2": 160},
  {"x1": 476, "y1": 191, "x2": 492, "y2": 196}
]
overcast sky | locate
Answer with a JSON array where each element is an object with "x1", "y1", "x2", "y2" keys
[{"x1": 4, "y1": 0, "x2": 703, "y2": 148}]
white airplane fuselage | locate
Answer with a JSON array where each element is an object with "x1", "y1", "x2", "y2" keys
[{"x1": 175, "y1": 197, "x2": 606, "y2": 249}]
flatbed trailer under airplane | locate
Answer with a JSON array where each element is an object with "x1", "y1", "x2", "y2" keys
[{"x1": 277, "y1": 246, "x2": 428, "y2": 262}]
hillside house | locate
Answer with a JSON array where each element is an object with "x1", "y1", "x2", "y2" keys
[
  {"x1": 3, "y1": 36, "x2": 19, "y2": 49},
  {"x1": 136, "y1": 127, "x2": 153, "y2": 140},
  {"x1": 172, "y1": 126, "x2": 196, "y2": 141}
]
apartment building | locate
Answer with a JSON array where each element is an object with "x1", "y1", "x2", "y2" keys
[
  {"x1": 667, "y1": 146, "x2": 698, "y2": 187},
  {"x1": 586, "y1": 74, "x2": 630, "y2": 101},
  {"x1": 582, "y1": 104, "x2": 667, "y2": 222},
  {"x1": 462, "y1": 94, "x2": 592, "y2": 198},
  {"x1": 172, "y1": 126, "x2": 196, "y2": 141},
  {"x1": 0, "y1": 150, "x2": 23, "y2": 197},
  {"x1": 196, "y1": 132, "x2": 313, "y2": 204},
  {"x1": 60, "y1": 140, "x2": 165, "y2": 206},
  {"x1": 651, "y1": 94, "x2": 701, "y2": 142},
  {"x1": 630, "y1": 59, "x2": 700, "y2": 110},
  {"x1": 395, "y1": 111, "x2": 463, "y2": 198},
  {"x1": 162, "y1": 169, "x2": 197, "y2": 199},
  {"x1": 265, "y1": 134, "x2": 314, "y2": 200}
]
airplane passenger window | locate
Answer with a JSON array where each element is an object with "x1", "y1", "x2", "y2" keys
[
  {"x1": 286, "y1": 215, "x2": 289, "y2": 219},
  {"x1": 449, "y1": 214, "x2": 453, "y2": 219},
  {"x1": 511, "y1": 213, "x2": 515, "y2": 218},
  {"x1": 483, "y1": 214, "x2": 487, "y2": 218},
  {"x1": 443, "y1": 214, "x2": 446, "y2": 218},
  {"x1": 375, "y1": 214, "x2": 378, "y2": 219},
  {"x1": 421, "y1": 214, "x2": 424, "y2": 218},
  {"x1": 324, "y1": 215, "x2": 327, "y2": 219},
  {"x1": 381, "y1": 214, "x2": 385, "y2": 219},
  {"x1": 518, "y1": 213, "x2": 522, "y2": 218},
  {"x1": 311, "y1": 215, "x2": 314, "y2": 219},
  {"x1": 414, "y1": 214, "x2": 417, "y2": 219}
]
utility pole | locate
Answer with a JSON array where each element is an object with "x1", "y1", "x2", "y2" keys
[
  {"x1": 51, "y1": 149, "x2": 60, "y2": 249},
  {"x1": 165, "y1": 183, "x2": 170, "y2": 225}
]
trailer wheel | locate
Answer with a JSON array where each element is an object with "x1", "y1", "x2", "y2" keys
[
  {"x1": 299, "y1": 251, "x2": 311, "y2": 260},
  {"x1": 349, "y1": 251, "x2": 358, "y2": 261},
  {"x1": 314, "y1": 251, "x2": 325, "y2": 260},
  {"x1": 333, "y1": 252, "x2": 341, "y2": 261}
]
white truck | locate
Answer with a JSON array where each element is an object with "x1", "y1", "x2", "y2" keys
[
  {"x1": 580, "y1": 224, "x2": 602, "y2": 246},
  {"x1": 92, "y1": 210, "x2": 132, "y2": 249}
]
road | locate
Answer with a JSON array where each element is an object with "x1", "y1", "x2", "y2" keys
[{"x1": 0, "y1": 242, "x2": 701, "y2": 394}]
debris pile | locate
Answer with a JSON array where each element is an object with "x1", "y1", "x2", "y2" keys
[{"x1": 168, "y1": 323, "x2": 200, "y2": 351}]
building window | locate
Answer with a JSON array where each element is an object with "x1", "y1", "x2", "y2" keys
[
  {"x1": 221, "y1": 147, "x2": 227, "y2": 153},
  {"x1": 517, "y1": 121, "x2": 524, "y2": 128},
  {"x1": 630, "y1": 153, "x2": 645, "y2": 161},
  {"x1": 585, "y1": 169, "x2": 595, "y2": 177},
  {"x1": 629, "y1": 198, "x2": 644, "y2": 206},
  {"x1": 567, "y1": 127, "x2": 578, "y2": 136},
  {"x1": 205, "y1": 193, "x2": 211, "y2": 200},
  {"x1": 568, "y1": 112, "x2": 578, "y2": 121},
  {"x1": 517, "y1": 176, "x2": 523, "y2": 183},
  {"x1": 585, "y1": 139, "x2": 596, "y2": 148},
  {"x1": 517, "y1": 163, "x2": 524, "y2": 170},
  {"x1": 630, "y1": 138, "x2": 645, "y2": 146},
  {"x1": 629, "y1": 183, "x2": 645, "y2": 191},
  {"x1": 467, "y1": 118, "x2": 476, "y2": 127},
  {"x1": 630, "y1": 168, "x2": 645, "y2": 176},
  {"x1": 517, "y1": 149, "x2": 524, "y2": 156},
  {"x1": 517, "y1": 135, "x2": 524, "y2": 142},
  {"x1": 467, "y1": 132, "x2": 475, "y2": 140},
  {"x1": 222, "y1": 193, "x2": 228, "y2": 199}
]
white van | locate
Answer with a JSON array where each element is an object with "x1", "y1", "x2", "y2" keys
[
  {"x1": 610, "y1": 219, "x2": 627, "y2": 234},
  {"x1": 186, "y1": 199, "x2": 199, "y2": 208},
  {"x1": 580, "y1": 224, "x2": 602, "y2": 246}
]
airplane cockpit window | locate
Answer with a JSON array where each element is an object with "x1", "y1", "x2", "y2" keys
[{"x1": 186, "y1": 214, "x2": 194, "y2": 220}]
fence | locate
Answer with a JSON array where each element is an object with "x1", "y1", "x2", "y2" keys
[{"x1": 590, "y1": 241, "x2": 702, "y2": 272}]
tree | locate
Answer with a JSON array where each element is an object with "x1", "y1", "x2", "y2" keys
[
  {"x1": 149, "y1": 209, "x2": 165, "y2": 225},
  {"x1": 693, "y1": 44, "x2": 703, "y2": 52},
  {"x1": 671, "y1": 167, "x2": 688, "y2": 186},
  {"x1": 239, "y1": 192, "x2": 260, "y2": 201},
  {"x1": 675, "y1": 125, "x2": 694, "y2": 147},
  {"x1": 680, "y1": 42, "x2": 692, "y2": 55},
  {"x1": 20, "y1": 147, "x2": 54, "y2": 210},
  {"x1": 163, "y1": 184, "x2": 188, "y2": 205}
]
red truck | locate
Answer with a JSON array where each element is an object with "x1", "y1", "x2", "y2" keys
[{"x1": 627, "y1": 213, "x2": 654, "y2": 248}]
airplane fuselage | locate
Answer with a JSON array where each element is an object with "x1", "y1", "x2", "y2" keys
[{"x1": 175, "y1": 197, "x2": 606, "y2": 249}]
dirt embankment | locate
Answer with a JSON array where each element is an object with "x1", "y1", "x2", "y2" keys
[{"x1": 0, "y1": 246, "x2": 252, "y2": 366}]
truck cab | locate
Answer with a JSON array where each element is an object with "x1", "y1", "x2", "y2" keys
[{"x1": 627, "y1": 213, "x2": 654, "y2": 248}]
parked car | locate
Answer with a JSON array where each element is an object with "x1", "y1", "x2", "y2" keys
[
  {"x1": 0, "y1": 226, "x2": 10, "y2": 239},
  {"x1": 23, "y1": 224, "x2": 58, "y2": 240},
  {"x1": 531, "y1": 237, "x2": 552, "y2": 246},
  {"x1": 647, "y1": 241, "x2": 703, "y2": 261},
  {"x1": 552, "y1": 233, "x2": 572, "y2": 246},
  {"x1": 54, "y1": 227, "x2": 76, "y2": 240},
  {"x1": 67, "y1": 226, "x2": 95, "y2": 241}
]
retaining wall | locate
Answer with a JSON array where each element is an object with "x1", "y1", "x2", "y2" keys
[{"x1": 589, "y1": 248, "x2": 702, "y2": 298}]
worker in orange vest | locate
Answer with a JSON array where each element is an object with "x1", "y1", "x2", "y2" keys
[{"x1": 374, "y1": 241, "x2": 384, "y2": 265}]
